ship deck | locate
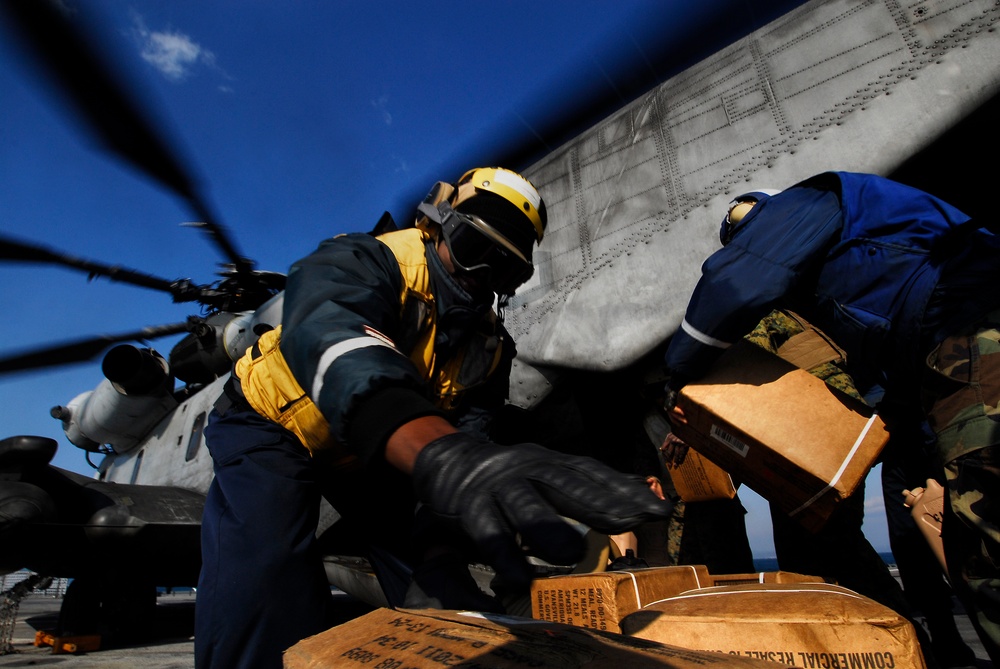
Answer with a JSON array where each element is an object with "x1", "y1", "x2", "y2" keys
[{"x1": 0, "y1": 583, "x2": 992, "y2": 667}]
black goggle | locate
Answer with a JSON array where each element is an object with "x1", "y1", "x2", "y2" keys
[{"x1": 421, "y1": 202, "x2": 534, "y2": 296}]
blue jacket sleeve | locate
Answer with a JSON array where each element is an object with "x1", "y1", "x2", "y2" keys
[{"x1": 664, "y1": 184, "x2": 844, "y2": 384}]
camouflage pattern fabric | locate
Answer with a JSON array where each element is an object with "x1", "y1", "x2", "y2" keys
[
  {"x1": 925, "y1": 307, "x2": 1000, "y2": 661},
  {"x1": 667, "y1": 499, "x2": 684, "y2": 566},
  {"x1": 925, "y1": 307, "x2": 1000, "y2": 463},
  {"x1": 941, "y1": 445, "x2": 1000, "y2": 662},
  {"x1": 632, "y1": 513, "x2": 681, "y2": 568},
  {"x1": 743, "y1": 310, "x2": 863, "y2": 400},
  {"x1": 647, "y1": 472, "x2": 684, "y2": 566}
]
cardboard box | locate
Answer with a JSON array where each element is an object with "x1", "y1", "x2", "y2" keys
[
  {"x1": 673, "y1": 341, "x2": 889, "y2": 530},
  {"x1": 644, "y1": 410, "x2": 735, "y2": 501},
  {"x1": 530, "y1": 565, "x2": 711, "y2": 633},
  {"x1": 668, "y1": 448, "x2": 737, "y2": 501},
  {"x1": 710, "y1": 571, "x2": 825, "y2": 587},
  {"x1": 621, "y1": 583, "x2": 926, "y2": 668},
  {"x1": 284, "y1": 606, "x2": 791, "y2": 668}
]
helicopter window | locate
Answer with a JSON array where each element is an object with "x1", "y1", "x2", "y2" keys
[
  {"x1": 130, "y1": 451, "x2": 144, "y2": 485},
  {"x1": 185, "y1": 412, "x2": 207, "y2": 462}
]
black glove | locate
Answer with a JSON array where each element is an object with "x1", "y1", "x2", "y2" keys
[{"x1": 411, "y1": 432, "x2": 672, "y2": 587}]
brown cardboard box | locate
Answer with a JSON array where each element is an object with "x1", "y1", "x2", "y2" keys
[
  {"x1": 710, "y1": 571, "x2": 825, "y2": 587},
  {"x1": 530, "y1": 565, "x2": 711, "y2": 633},
  {"x1": 673, "y1": 341, "x2": 889, "y2": 530},
  {"x1": 644, "y1": 409, "x2": 735, "y2": 501},
  {"x1": 667, "y1": 448, "x2": 737, "y2": 501},
  {"x1": 621, "y1": 583, "x2": 926, "y2": 668},
  {"x1": 284, "y1": 606, "x2": 791, "y2": 668}
]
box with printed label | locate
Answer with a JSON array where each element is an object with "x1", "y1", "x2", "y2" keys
[
  {"x1": 283, "y1": 606, "x2": 790, "y2": 668},
  {"x1": 667, "y1": 448, "x2": 737, "y2": 502},
  {"x1": 644, "y1": 410, "x2": 735, "y2": 502},
  {"x1": 529, "y1": 565, "x2": 710, "y2": 634},
  {"x1": 620, "y1": 582, "x2": 927, "y2": 668},
  {"x1": 672, "y1": 341, "x2": 888, "y2": 531}
]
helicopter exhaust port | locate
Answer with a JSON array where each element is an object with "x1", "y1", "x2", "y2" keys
[
  {"x1": 50, "y1": 346, "x2": 178, "y2": 454},
  {"x1": 102, "y1": 345, "x2": 171, "y2": 395}
]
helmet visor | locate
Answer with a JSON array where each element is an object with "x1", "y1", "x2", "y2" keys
[{"x1": 440, "y1": 206, "x2": 534, "y2": 296}]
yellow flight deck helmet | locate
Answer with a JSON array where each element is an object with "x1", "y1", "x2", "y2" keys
[{"x1": 417, "y1": 167, "x2": 547, "y2": 296}]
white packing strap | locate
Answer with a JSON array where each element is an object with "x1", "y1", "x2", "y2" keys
[
  {"x1": 789, "y1": 412, "x2": 879, "y2": 518},
  {"x1": 646, "y1": 585, "x2": 866, "y2": 606},
  {"x1": 626, "y1": 572, "x2": 640, "y2": 605},
  {"x1": 629, "y1": 566, "x2": 705, "y2": 608}
]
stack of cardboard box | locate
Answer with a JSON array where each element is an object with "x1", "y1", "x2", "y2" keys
[
  {"x1": 283, "y1": 606, "x2": 791, "y2": 668},
  {"x1": 529, "y1": 567, "x2": 926, "y2": 668}
]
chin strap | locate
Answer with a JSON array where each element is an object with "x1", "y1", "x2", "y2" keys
[
  {"x1": 415, "y1": 182, "x2": 455, "y2": 234},
  {"x1": 496, "y1": 294, "x2": 509, "y2": 323}
]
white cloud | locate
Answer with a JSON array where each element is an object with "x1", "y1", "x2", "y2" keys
[
  {"x1": 129, "y1": 12, "x2": 217, "y2": 83},
  {"x1": 143, "y1": 32, "x2": 202, "y2": 80}
]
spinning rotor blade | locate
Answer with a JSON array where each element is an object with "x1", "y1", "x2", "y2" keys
[
  {"x1": 0, "y1": 234, "x2": 200, "y2": 302},
  {"x1": 0, "y1": 322, "x2": 196, "y2": 375},
  {"x1": 0, "y1": 0, "x2": 253, "y2": 276}
]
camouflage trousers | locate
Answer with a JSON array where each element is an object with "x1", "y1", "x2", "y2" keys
[{"x1": 925, "y1": 306, "x2": 1000, "y2": 662}]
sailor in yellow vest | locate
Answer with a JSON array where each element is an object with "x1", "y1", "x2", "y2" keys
[{"x1": 194, "y1": 167, "x2": 671, "y2": 669}]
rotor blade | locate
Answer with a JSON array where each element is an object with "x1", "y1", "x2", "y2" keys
[
  {"x1": 0, "y1": 0, "x2": 253, "y2": 275},
  {"x1": 0, "y1": 322, "x2": 194, "y2": 375},
  {"x1": 0, "y1": 234, "x2": 203, "y2": 301}
]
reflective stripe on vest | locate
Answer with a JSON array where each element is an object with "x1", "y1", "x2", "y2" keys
[{"x1": 235, "y1": 228, "x2": 503, "y2": 457}]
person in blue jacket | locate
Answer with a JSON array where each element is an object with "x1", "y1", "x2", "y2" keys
[{"x1": 661, "y1": 171, "x2": 1000, "y2": 663}]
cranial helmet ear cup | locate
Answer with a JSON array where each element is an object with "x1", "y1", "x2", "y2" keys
[
  {"x1": 426, "y1": 181, "x2": 455, "y2": 208},
  {"x1": 719, "y1": 188, "x2": 783, "y2": 245},
  {"x1": 415, "y1": 181, "x2": 455, "y2": 234},
  {"x1": 728, "y1": 201, "x2": 756, "y2": 225}
]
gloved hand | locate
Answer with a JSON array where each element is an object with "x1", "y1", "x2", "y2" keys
[
  {"x1": 660, "y1": 432, "x2": 690, "y2": 469},
  {"x1": 411, "y1": 432, "x2": 672, "y2": 587}
]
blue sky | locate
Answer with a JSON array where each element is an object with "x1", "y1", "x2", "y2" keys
[{"x1": 0, "y1": 0, "x2": 891, "y2": 557}]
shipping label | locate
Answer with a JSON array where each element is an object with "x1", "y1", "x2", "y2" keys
[{"x1": 710, "y1": 424, "x2": 749, "y2": 457}]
